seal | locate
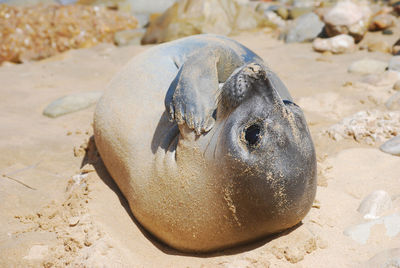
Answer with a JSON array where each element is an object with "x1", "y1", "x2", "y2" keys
[{"x1": 94, "y1": 34, "x2": 317, "y2": 252}]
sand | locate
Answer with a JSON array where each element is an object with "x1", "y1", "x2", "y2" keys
[{"x1": 0, "y1": 31, "x2": 399, "y2": 267}]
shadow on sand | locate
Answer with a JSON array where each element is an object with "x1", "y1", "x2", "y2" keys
[{"x1": 80, "y1": 135, "x2": 301, "y2": 258}]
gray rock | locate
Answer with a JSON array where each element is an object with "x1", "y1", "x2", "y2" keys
[
  {"x1": 385, "y1": 92, "x2": 400, "y2": 110},
  {"x1": 348, "y1": 59, "x2": 388, "y2": 74},
  {"x1": 114, "y1": 28, "x2": 146, "y2": 46},
  {"x1": 43, "y1": 91, "x2": 103, "y2": 118},
  {"x1": 344, "y1": 214, "x2": 400, "y2": 244},
  {"x1": 363, "y1": 248, "x2": 400, "y2": 268},
  {"x1": 285, "y1": 12, "x2": 324, "y2": 43},
  {"x1": 380, "y1": 135, "x2": 400, "y2": 156},
  {"x1": 389, "y1": 56, "x2": 400, "y2": 72},
  {"x1": 357, "y1": 190, "x2": 392, "y2": 219}
]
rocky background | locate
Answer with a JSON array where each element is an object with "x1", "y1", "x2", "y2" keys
[{"x1": 0, "y1": 0, "x2": 400, "y2": 267}]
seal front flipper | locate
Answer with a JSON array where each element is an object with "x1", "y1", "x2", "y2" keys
[{"x1": 165, "y1": 51, "x2": 220, "y2": 135}]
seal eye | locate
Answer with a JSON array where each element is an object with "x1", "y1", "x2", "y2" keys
[
  {"x1": 283, "y1": 100, "x2": 299, "y2": 107},
  {"x1": 245, "y1": 124, "x2": 261, "y2": 147}
]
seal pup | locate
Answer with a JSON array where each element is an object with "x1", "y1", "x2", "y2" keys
[{"x1": 94, "y1": 34, "x2": 317, "y2": 252}]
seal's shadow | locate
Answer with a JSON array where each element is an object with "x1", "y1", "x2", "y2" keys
[{"x1": 81, "y1": 135, "x2": 302, "y2": 258}]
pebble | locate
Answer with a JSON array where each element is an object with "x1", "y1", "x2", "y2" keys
[
  {"x1": 357, "y1": 190, "x2": 392, "y2": 220},
  {"x1": 43, "y1": 91, "x2": 103, "y2": 118},
  {"x1": 361, "y1": 71, "x2": 400, "y2": 87},
  {"x1": 394, "y1": 80, "x2": 400, "y2": 90},
  {"x1": 114, "y1": 28, "x2": 146, "y2": 46},
  {"x1": 382, "y1": 29, "x2": 393, "y2": 35},
  {"x1": 323, "y1": 1, "x2": 363, "y2": 25},
  {"x1": 388, "y1": 56, "x2": 400, "y2": 72},
  {"x1": 364, "y1": 248, "x2": 400, "y2": 268},
  {"x1": 344, "y1": 214, "x2": 400, "y2": 244},
  {"x1": 380, "y1": 135, "x2": 400, "y2": 156},
  {"x1": 386, "y1": 91, "x2": 400, "y2": 110},
  {"x1": 289, "y1": 7, "x2": 314, "y2": 19},
  {"x1": 369, "y1": 14, "x2": 395, "y2": 31},
  {"x1": 285, "y1": 12, "x2": 324, "y2": 43},
  {"x1": 323, "y1": 0, "x2": 371, "y2": 42},
  {"x1": 312, "y1": 34, "x2": 355, "y2": 54},
  {"x1": 276, "y1": 7, "x2": 289, "y2": 20},
  {"x1": 367, "y1": 40, "x2": 392, "y2": 53},
  {"x1": 393, "y1": 39, "x2": 400, "y2": 55},
  {"x1": 348, "y1": 59, "x2": 388, "y2": 74},
  {"x1": 264, "y1": 11, "x2": 286, "y2": 29}
]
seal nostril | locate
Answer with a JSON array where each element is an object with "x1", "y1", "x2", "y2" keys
[{"x1": 245, "y1": 124, "x2": 261, "y2": 146}]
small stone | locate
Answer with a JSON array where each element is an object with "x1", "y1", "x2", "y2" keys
[
  {"x1": 293, "y1": 0, "x2": 315, "y2": 8},
  {"x1": 348, "y1": 59, "x2": 388, "y2": 74},
  {"x1": 357, "y1": 190, "x2": 392, "y2": 219},
  {"x1": 382, "y1": 29, "x2": 393, "y2": 35},
  {"x1": 361, "y1": 71, "x2": 400, "y2": 87},
  {"x1": 114, "y1": 28, "x2": 146, "y2": 46},
  {"x1": 68, "y1": 216, "x2": 80, "y2": 227},
  {"x1": 323, "y1": 1, "x2": 363, "y2": 25},
  {"x1": 264, "y1": 11, "x2": 286, "y2": 29},
  {"x1": 43, "y1": 91, "x2": 103, "y2": 118},
  {"x1": 285, "y1": 12, "x2": 324, "y2": 43},
  {"x1": 369, "y1": 14, "x2": 395, "y2": 31},
  {"x1": 380, "y1": 135, "x2": 400, "y2": 156},
  {"x1": 363, "y1": 248, "x2": 400, "y2": 268},
  {"x1": 323, "y1": 0, "x2": 371, "y2": 43},
  {"x1": 313, "y1": 34, "x2": 355, "y2": 54},
  {"x1": 289, "y1": 7, "x2": 314, "y2": 19},
  {"x1": 393, "y1": 39, "x2": 400, "y2": 55},
  {"x1": 367, "y1": 41, "x2": 392, "y2": 53},
  {"x1": 388, "y1": 56, "x2": 400, "y2": 72},
  {"x1": 276, "y1": 7, "x2": 289, "y2": 20},
  {"x1": 385, "y1": 92, "x2": 400, "y2": 110},
  {"x1": 394, "y1": 80, "x2": 400, "y2": 91}
]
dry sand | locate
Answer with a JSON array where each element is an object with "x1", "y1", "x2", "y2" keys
[{"x1": 0, "y1": 31, "x2": 399, "y2": 267}]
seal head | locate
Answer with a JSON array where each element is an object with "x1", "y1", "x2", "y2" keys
[{"x1": 209, "y1": 63, "x2": 316, "y2": 236}]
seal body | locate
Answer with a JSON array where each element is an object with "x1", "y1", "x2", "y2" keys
[{"x1": 94, "y1": 34, "x2": 317, "y2": 252}]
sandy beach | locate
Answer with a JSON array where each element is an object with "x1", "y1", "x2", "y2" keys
[{"x1": 0, "y1": 6, "x2": 400, "y2": 266}]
